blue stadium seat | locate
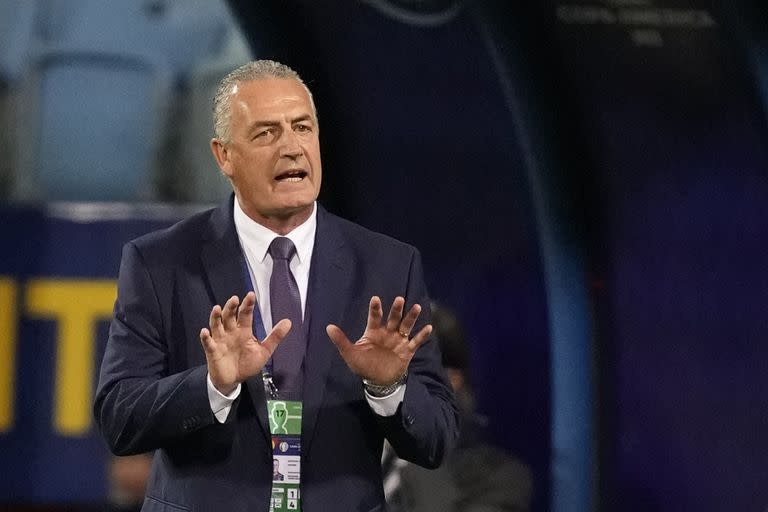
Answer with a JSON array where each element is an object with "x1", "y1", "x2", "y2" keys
[
  {"x1": 0, "y1": 0, "x2": 40, "y2": 84},
  {"x1": 7, "y1": 0, "x2": 240, "y2": 202},
  {"x1": 0, "y1": 0, "x2": 41, "y2": 198},
  {"x1": 13, "y1": 47, "x2": 172, "y2": 201},
  {"x1": 157, "y1": 0, "x2": 233, "y2": 79},
  {"x1": 38, "y1": 0, "x2": 231, "y2": 79},
  {"x1": 176, "y1": 28, "x2": 252, "y2": 203}
]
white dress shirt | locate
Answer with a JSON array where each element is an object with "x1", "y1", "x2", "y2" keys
[{"x1": 207, "y1": 198, "x2": 405, "y2": 422}]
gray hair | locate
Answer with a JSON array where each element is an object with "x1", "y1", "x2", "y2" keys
[{"x1": 212, "y1": 60, "x2": 317, "y2": 144}]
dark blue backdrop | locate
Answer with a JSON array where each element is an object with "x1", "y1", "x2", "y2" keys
[
  {"x1": 0, "y1": 204, "x2": 198, "y2": 502},
  {"x1": 4, "y1": 0, "x2": 768, "y2": 509},
  {"x1": 551, "y1": 1, "x2": 768, "y2": 509}
]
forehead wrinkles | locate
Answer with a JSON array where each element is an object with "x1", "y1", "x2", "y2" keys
[
  {"x1": 232, "y1": 93, "x2": 311, "y2": 123},
  {"x1": 237, "y1": 79, "x2": 315, "y2": 114}
]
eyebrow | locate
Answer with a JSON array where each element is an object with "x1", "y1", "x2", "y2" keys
[
  {"x1": 246, "y1": 115, "x2": 315, "y2": 133},
  {"x1": 290, "y1": 114, "x2": 314, "y2": 124},
  {"x1": 247, "y1": 120, "x2": 278, "y2": 132}
]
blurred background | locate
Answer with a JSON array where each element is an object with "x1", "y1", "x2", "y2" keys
[{"x1": 1, "y1": 0, "x2": 767, "y2": 510}]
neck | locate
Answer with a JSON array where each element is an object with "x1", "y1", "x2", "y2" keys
[{"x1": 236, "y1": 199, "x2": 314, "y2": 235}]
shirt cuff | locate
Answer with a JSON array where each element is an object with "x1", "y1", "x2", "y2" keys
[
  {"x1": 207, "y1": 373, "x2": 241, "y2": 423},
  {"x1": 365, "y1": 384, "x2": 406, "y2": 417}
]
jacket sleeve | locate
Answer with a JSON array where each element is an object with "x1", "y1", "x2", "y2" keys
[
  {"x1": 93, "y1": 242, "x2": 228, "y2": 455},
  {"x1": 376, "y1": 249, "x2": 460, "y2": 469}
]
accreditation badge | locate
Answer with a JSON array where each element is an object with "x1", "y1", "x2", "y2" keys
[{"x1": 268, "y1": 400, "x2": 302, "y2": 511}]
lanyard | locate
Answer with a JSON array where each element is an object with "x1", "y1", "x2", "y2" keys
[
  {"x1": 242, "y1": 257, "x2": 304, "y2": 511},
  {"x1": 242, "y1": 258, "x2": 279, "y2": 399},
  {"x1": 241, "y1": 248, "x2": 312, "y2": 402}
]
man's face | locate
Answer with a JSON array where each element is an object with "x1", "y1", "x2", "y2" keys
[{"x1": 212, "y1": 77, "x2": 321, "y2": 230}]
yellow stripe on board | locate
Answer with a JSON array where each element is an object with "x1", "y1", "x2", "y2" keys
[
  {"x1": 26, "y1": 279, "x2": 116, "y2": 436},
  {"x1": 0, "y1": 277, "x2": 18, "y2": 433}
]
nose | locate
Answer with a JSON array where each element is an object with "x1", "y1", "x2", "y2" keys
[{"x1": 279, "y1": 128, "x2": 303, "y2": 160}]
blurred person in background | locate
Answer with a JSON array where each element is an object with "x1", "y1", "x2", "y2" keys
[
  {"x1": 383, "y1": 302, "x2": 533, "y2": 512},
  {"x1": 106, "y1": 453, "x2": 153, "y2": 512}
]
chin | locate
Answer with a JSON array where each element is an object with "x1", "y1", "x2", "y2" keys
[
  {"x1": 282, "y1": 192, "x2": 317, "y2": 209},
  {"x1": 273, "y1": 201, "x2": 314, "y2": 217}
]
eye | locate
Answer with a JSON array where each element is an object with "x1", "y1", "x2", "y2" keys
[
  {"x1": 254, "y1": 128, "x2": 274, "y2": 139},
  {"x1": 294, "y1": 124, "x2": 312, "y2": 133}
]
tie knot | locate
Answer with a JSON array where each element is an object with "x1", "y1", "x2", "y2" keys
[{"x1": 269, "y1": 237, "x2": 296, "y2": 261}]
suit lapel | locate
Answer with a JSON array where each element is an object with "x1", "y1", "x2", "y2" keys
[
  {"x1": 200, "y1": 195, "x2": 271, "y2": 445},
  {"x1": 301, "y1": 206, "x2": 353, "y2": 454}
]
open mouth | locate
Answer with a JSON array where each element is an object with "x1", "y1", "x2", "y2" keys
[{"x1": 275, "y1": 170, "x2": 308, "y2": 183}]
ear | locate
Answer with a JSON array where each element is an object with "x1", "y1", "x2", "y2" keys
[{"x1": 210, "y1": 138, "x2": 234, "y2": 178}]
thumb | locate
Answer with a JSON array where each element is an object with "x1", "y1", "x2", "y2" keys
[
  {"x1": 261, "y1": 318, "x2": 292, "y2": 355},
  {"x1": 326, "y1": 324, "x2": 353, "y2": 355}
]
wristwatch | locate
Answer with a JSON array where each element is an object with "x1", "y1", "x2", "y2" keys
[{"x1": 362, "y1": 372, "x2": 408, "y2": 397}]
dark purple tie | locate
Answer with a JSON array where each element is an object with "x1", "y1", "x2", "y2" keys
[{"x1": 269, "y1": 237, "x2": 304, "y2": 396}]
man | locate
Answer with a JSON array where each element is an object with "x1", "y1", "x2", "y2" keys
[
  {"x1": 273, "y1": 459, "x2": 285, "y2": 482},
  {"x1": 94, "y1": 60, "x2": 458, "y2": 512},
  {"x1": 384, "y1": 303, "x2": 533, "y2": 512}
]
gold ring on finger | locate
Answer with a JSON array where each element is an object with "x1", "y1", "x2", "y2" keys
[{"x1": 398, "y1": 330, "x2": 409, "y2": 339}]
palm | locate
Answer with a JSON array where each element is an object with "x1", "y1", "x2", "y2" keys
[
  {"x1": 327, "y1": 296, "x2": 433, "y2": 385},
  {"x1": 200, "y1": 292, "x2": 290, "y2": 394},
  {"x1": 207, "y1": 332, "x2": 269, "y2": 384}
]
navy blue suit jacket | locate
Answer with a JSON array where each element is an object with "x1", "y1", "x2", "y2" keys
[{"x1": 94, "y1": 199, "x2": 458, "y2": 512}]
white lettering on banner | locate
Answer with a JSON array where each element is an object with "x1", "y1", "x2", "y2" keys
[{"x1": 556, "y1": 1, "x2": 716, "y2": 48}]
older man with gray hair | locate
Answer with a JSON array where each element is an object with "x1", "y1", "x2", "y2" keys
[{"x1": 94, "y1": 59, "x2": 458, "y2": 512}]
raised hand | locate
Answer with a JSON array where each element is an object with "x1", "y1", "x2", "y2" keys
[
  {"x1": 200, "y1": 291, "x2": 291, "y2": 394},
  {"x1": 326, "y1": 296, "x2": 432, "y2": 385}
]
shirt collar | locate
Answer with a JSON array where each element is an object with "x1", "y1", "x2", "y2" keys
[{"x1": 233, "y1": 197, "x2": 317, "y2": 264}]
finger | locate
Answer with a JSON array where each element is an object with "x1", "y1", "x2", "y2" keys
[
  {"x1": 261, "y1": 318, "x2": 291, "y2": 355},
  {"x1": 199, "y1": 328, "x2": 215, "y2": 353},
  {"x1": 386, "y1": 296, "x2": 406, "y2": 331},
  {"x1": 210, "y1": 304, "x2": 224, "y2": 337},
  {"x1": 365, "y1": 296, "x2": 383, "y2": 331},
  {"x1": 237, "y1": 291, "x2": 256, "y2": 330},
  {"x1": 222, "y1": 295, "x2": 240, "y2": 331},
  {"x1": 398, "y1": 303, "x2": 422, "y2": 337},
  {"x1": 326, "y1": 324, "x2": 354, "y2": 355},
  {"x1": 409, "y1": 324, "x2": 433, "y2": 351}
]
